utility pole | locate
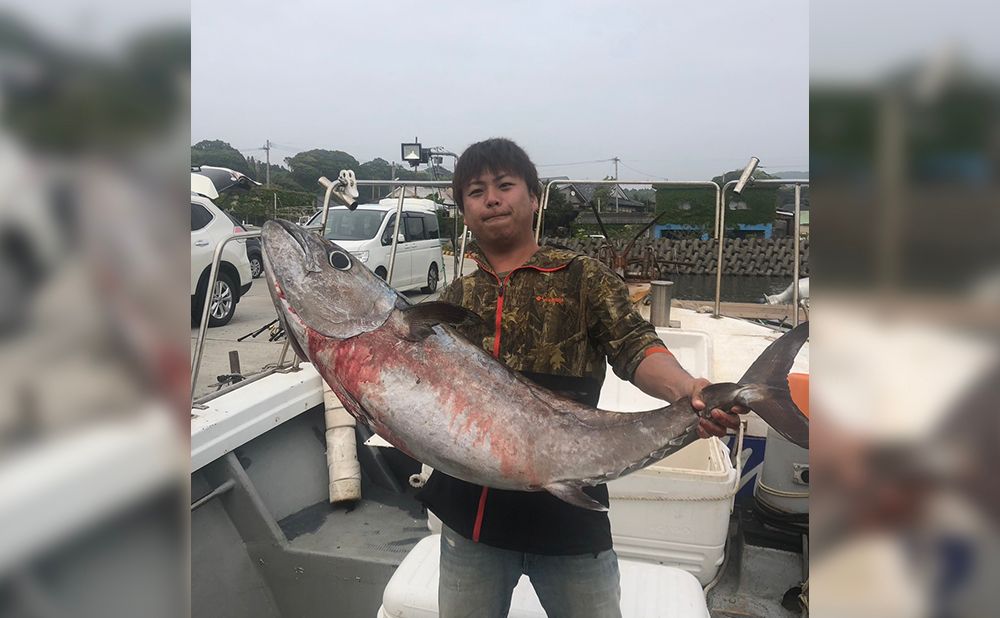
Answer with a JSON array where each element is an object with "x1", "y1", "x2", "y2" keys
[
  {"x1": 613, "y1": 156, "x2": 620, "y2": 212},
  {"x1": 263, "y1": 139, "x2": 271, "y2": 188}
]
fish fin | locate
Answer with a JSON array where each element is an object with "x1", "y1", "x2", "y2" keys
[
  {"x1": 737, "y1": 384, "x2": 809, "y2": 449},
  {"x1": 739, "y1": 321, "x2": 809, "y2": 386},
  {"x1": 732, "y1": 323, "x2": 809, "y2": 449},
  {"x1": 394, "y1": 293, "x2": 413, "y2": 309},
  {"x1": 544, "y1": 482, "x2": 608, "y2": 512},
  {"x1": 402, "y1": 302, "x2": 483, "y2": 340}
]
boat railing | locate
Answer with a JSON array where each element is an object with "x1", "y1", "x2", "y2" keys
[
  {"x1": 192, "y1": 178, "x2": 464, "y2": 408},
  {"x1": 191, "y1": 174, "x2": 809, "y2": 408},
  {"x1": 190, "y1": 226, "x2": 316, "y2": 409},
  {"x1": 714, "y1": 179, "x2": 808, "y2": 325}
]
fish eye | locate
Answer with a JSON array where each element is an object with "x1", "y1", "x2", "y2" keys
[{"x1": 328, "y1": 250, "x2": 351, "y2": 270}]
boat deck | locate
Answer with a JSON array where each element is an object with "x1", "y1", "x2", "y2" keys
[{"x1": 282, "y1": 484, "x2": 429, "y2": 566}]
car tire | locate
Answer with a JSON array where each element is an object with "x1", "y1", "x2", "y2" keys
[
  {"x1": 249, "y1": 252, "x2": 263, "y2": 279},
  {"x1": 421, "y1": 262, "x2": 439, "y2": 294},
  {"x1": 374, "y1": 266, "x2": 388, "y2": 281},
  {"x1": 192, "y1": 271, "x2": 238, "y2": 328}
]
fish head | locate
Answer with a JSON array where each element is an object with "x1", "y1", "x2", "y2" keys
[{"x1": 261, "y1": 219, "x2": 397, "y2": 355}]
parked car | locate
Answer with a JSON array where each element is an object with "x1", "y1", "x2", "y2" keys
[
  {"x1": 306, "y1": 198, "x2": 444, "y2": 293},
  {"x1": 190, "y1": 192, "x2": 252, "y2": 327},
  {"x1": 221, "y1": 211, "x2": 262, "y2": 278}
]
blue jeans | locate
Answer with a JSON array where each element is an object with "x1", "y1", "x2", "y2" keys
[{"x1": 438, "y1": 525, "x2": 622, "y2": 618}]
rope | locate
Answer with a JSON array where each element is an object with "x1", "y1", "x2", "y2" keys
[
  {"x1": 755, "y1": 480, "x2": 809, "y2": 499},
  {"x1": 610, "y1": 491, "x2": 737, "y2": 503}
]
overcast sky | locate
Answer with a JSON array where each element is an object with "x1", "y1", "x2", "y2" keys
[{"x1": 192, "y1": 0, "x2": 809, "y2": 181}]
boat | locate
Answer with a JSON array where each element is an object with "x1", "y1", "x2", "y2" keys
[{"x1": 190, "y1": 172, "x2": 810, "y2": 617}]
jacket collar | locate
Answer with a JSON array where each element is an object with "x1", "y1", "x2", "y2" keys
[{"x1": 466, "y1": 243, "x2": 578, "y2": 276}]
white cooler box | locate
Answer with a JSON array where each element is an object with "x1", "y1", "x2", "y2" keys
[
  {"x1": 378, "y1": 535, "x2": 709, "y2": 618},
  {"x1": 607, "y1": 436, "x2": 736, "y2": 585}
]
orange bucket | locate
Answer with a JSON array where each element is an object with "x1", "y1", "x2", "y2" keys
[{"x1": 788, "y1": 372, "x2": 809, "y2": 418}]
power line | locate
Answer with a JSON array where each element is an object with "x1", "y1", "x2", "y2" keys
[
  {"x1": 619, "y1": 161, "x2": 669, "y2": 180},
  {"x1": 535, "y1": 158, "x2": 615, "y2": 168}
]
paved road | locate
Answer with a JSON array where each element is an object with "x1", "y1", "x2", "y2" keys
[{"x1": 190, "y1": 259, "x2": 476, "y2": 400}]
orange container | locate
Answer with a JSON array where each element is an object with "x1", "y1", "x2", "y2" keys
[{"x1": 788, "y1": 372, "x2": 809, "y2": 418}]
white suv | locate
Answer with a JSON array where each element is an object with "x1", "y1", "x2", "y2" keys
[{"x1": 190, "y1": 192, "x2": 252, "y2": 327}]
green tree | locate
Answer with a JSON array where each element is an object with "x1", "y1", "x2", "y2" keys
[
  {"x1": 285, "y1": 149, "x2": 360, "y2": 192},
  {"x1": 216, "y1": 188, "x2": 317, "y2": 226},
  {"x1": 246, "y1": 156, "x2": 304, "y2": 191},
  {"x1": 192, "y1": 140, "x2": 251, "y2": 175}
]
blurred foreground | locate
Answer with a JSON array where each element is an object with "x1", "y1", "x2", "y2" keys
[
  {"x1": 0, "y1": 3, "x2": 188, "y2": 617},
  {"x1": 810, "y1": 1, "x2": 1000, "y2": 615}
]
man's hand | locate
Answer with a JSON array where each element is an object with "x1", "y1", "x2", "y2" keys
[{"x1": 689, "y1": 377, "x2": 746, "y2": 439}]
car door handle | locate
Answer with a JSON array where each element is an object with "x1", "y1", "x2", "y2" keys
[{"x1": 194, "y1": 240, "x2": 209, "y2": 247}]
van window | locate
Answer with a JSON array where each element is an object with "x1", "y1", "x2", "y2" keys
[
  {"x1": 404, "y1": 214, "x2": 425, "y2": 241},
  {"x1": 422, "y1": 213, "x2": 440, "y2": 239},
  {"x1": 382, "y1": 214, "x2": 401, "y2": 245},
  {"x1": 324, "y1": 209, "x2": 386, "y2": 240}
]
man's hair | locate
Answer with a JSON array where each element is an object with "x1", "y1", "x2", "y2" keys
[{"x1": 452, "y1": 138, "x2": 541, "y2": 212}]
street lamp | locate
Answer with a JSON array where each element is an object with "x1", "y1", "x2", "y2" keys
[
  {"x1": 401, "y1": 141, "x2": 428, "y2": 167},
  {"x1": 733, "y1": 156, "x2": 760, "y2": 195}
]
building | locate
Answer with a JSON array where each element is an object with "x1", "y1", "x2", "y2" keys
[{"x1": 557, "y1": 183, "x2": 647, "y2": 213}]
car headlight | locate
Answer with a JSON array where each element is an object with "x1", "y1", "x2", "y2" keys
[{"x1": 351, "y1": 251, "x2": 369, "y2": 263}]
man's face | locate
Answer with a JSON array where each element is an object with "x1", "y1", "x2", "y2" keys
[{"x1": 461, "y1": 170, "x2": 538, "y2": 249}]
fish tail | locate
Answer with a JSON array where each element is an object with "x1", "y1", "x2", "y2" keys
[{"x1": 736, "y1": 322, "x2": 810, "y2": 449}]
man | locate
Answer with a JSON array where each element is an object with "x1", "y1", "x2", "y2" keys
[{"x1": 417, "y1": 138, "x2": 744, "y2": 617}]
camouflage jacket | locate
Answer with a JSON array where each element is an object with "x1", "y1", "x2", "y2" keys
[
  {"x1": 440, "y1": 244, "x2": 667, "y2": 390},
  {"x1": 420, "y1": 244, "x2": 670, "y2": 555}
]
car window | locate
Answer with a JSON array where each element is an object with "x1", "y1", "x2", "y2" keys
[
  {"x1": 404, "y1": 214, "x2": 425, "y2": 241},
  {"x1": 422, "y1": 213, "x2": 440, "y2": 239},
  {"x1": 382, "y1": 214, "x2": 401, "y2": 245},
  {"x1": 191, "y1": 203, "x2": 213, "y2": 231},
  {"x1": 324, "y1": 209, "x2": 386, "y2": 241}
]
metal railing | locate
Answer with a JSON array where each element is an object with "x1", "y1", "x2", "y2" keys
[
  {"x1": 191, "y1": 174, "x2": 808, "y2": 407},
  {"x1": 191, "y1": 179, "x2": 465, "y2": 407},
  {"x1": 713, "y1": 179, "x2": 808, "y2": 325},
  {"x1": 537, "y1": 179, "x2": 723, "y2": 242}
]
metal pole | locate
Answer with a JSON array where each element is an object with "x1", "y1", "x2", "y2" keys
[
  {"x1": 458, "y1": 224, "x2": 470, "y2": 276},
  {"x1": 386, "y1": 191, "x2": 405, "y2": 284},
  {"x1": 713, "y1": 178, "x2": 809, "y2": 319},
  {"x1": 534, "y1": 183, "x2": 550, "y2": 242},
  {"x1": 714, "y1": 183, "x2": 721, "y2": 239},
  {"x1": 650, "y1": 280, "x2": 675, "y2": 327},
  {"x1": 792, "y1": 184, "x2": 801, "y2": 327},
  {"x1": 191, "y1": 229, "x2": 262, "y2": 404},
  {"x1": 453, "y1": 206, "x2": 460, "y2": 279},
  {"x1": 714, "y1": 181, "x2": 735, "y2": 318},
  {"x1": 613, "y1": 157, "x2": 620, "y2": 212},
  {"x1": 318, "y1": 180, "x2": 335, "y2": 232},
  {"x1": 265, "y1": 139, "x2": 270, "y2": 188}
]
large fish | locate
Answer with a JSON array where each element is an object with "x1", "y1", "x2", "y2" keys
[{"x1": 262, "y1": 219, "x2": 809, "y2": 511}]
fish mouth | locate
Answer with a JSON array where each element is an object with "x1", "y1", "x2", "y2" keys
[
  {"x1": 268, "y1": 218, "x2": 311, "y2": 255},
  {"x1": 263, "y1": 218, "x2": 325, "y2": 274}
]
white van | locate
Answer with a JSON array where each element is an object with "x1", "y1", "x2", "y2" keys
[{"x1": 307, "y1": 198, "x2": 445, "y2": 293}]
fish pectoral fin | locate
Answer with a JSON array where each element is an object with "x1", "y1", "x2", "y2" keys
[
  {"x1": 544, "y1": 482, "x2": 608, "y2": 512},
  {"x1": 403, "y1": 302, "x2": 483, "y2": 340}
]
